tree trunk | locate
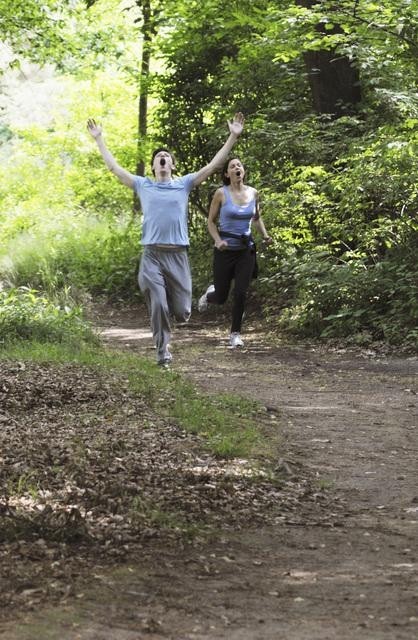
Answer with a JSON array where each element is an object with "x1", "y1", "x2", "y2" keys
[
  {"x1": 136, "y1": 0, "x2": 151, "y2": 178},
  {"x1": 296, "y1": 0, "x2": 361, "y2": 117},
  {"x1": 131, "y1": 0, "x2": 153, "y2": 217}
]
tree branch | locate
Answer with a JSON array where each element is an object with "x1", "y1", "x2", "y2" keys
[{"x1": 339, "y1": 5, "x2": 418, "y2": 52}]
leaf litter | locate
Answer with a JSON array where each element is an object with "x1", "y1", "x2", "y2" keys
[{"x1": 0, "y1": 358, "x2": 337, "y2": 621}]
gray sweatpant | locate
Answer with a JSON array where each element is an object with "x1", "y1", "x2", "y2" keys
[{"x1": 138, "y1": 246, "x2": 192, "y2": 363}]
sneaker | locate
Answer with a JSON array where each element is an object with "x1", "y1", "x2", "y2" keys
[
  {"x1": 229, "y1": 332, "x2": 244, "y2": 348},
  {"x1": 158, "y1": 347, "x2": 172, "y2": 367},
  {"x1": 198, "y1": 284, "x2": 215, "y2": 312}
]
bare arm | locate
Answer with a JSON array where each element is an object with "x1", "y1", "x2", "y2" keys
[
  {"x1": 87, "y1": 119, "x2": 136, "y2": 189},
  {"x1": 207, "y1": 189, "x2": 228, "y2": 250},
  {"x1": 192, "y1": 113, "x2": 244, "y2": 187},
  {"x1": 252, "y1": 192, "x2": 272, "y2": 243}
]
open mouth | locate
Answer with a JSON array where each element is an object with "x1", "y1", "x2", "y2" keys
[{"x1": 160, "y1": 158, "x2": 166, "y2": 166}]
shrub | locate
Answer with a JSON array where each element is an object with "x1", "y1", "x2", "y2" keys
[
  {"x1": 1, "y1": 219, "x2": 141, "y2": 300},
  {"x1": 0, "y1": 287, "x2": 98, "y2": 346},
  {"x1": 265, "y1": 239, "x2": 417, "y2": 348}
]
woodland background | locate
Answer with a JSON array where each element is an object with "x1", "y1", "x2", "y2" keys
[{"x1": 0, "y1": 0, "x2": 417, "y2": 349}]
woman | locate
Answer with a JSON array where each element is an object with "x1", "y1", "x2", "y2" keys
[{"x1": 198, "y1": 157, "x2": 272, "y2": 348}]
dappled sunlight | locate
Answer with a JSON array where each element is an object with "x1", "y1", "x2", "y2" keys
[
  {"x1": 184, "y1": 457, "x2": 269, "y2": 480},
  {"x1": 99, "y1": 326, "x2": 152, "y2": 343}
]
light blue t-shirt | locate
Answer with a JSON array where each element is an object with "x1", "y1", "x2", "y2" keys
[{"x1": 133, "y1": 173, "x2": 197, "y2": 246}]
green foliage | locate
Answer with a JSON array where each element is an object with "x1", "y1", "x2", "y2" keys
[
  {"x1": 0, "y1": 286, "x2": 98, "y2": 345},
  {"x1": 163, "y1": 0, "x2": 417, "y2": 350},
  {"x1": 327, "y1": 123, "x2": 418, "y2": 253},
  {"x1": 253, "y1": 118, "x2": 418, "y2": 348},
  {"x1": 0, "y1": 1, "x2": 76, "y2": 66},
  {"x1": 0, "y1": 69, "x2": 141, "y2": 300},
  {"x1": 0, "y1": 0, "x2": 141, "y2": 73},
  {"x1": 1, "y1": 218, "x2": 141, "y2": 299},
  {"x1": 0, "y1": 71, "x2": 138, "y2": 221},
  {"x1": 0, "y1": 0, "x2": 417, "y2": 350},
  {"x1": 261, "y1": 236, "x2": 417, "y2": 348}
]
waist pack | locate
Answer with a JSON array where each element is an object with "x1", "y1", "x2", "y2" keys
[{"x1": 219, "y1": 230, "x2": 253, "y2": 247}]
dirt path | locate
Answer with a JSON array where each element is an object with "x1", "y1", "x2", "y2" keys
[{"x1": 2, "y1": 306, "x2": 418, "y2": 639}]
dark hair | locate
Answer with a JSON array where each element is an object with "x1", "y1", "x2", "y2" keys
[
  {"x1": 221, "y1": 157, "x2": 245, "y2": 185},
  {"x1": 151, "y1": 147, "x2": 176, "y2": 175}
]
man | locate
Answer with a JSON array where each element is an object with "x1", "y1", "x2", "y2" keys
[{"x1": 87, "y1": 113, "x2": 244, "y2": 366}]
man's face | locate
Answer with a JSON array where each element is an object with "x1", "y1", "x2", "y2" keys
[{"x1": 152, "y1": 150, "x2": 174, "y2": 176}]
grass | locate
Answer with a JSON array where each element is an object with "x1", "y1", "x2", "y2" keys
[
  {"x1": 8, "y1": 472, "x2": 40, "y2": 499},
  {"x1": 129, "y1": 495, "x2": 207, "y2": 538},
  {"x1": 0, "y1": 340, "x2": 273, "y2": 461},
  {"x1": 317, "y1": 478, "x2": 335, "y2": 490}
]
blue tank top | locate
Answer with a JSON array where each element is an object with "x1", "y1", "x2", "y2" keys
[{"x1": 218, "y1": 186, "x2": 256, "y2": 250}]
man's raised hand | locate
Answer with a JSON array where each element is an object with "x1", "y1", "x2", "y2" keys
[
  {"x1": 227, "y1": 112, "x2": 244, "y2": 137},
  {"x1": 87, "y1": 118, "x2": 102, "y2": 139}
]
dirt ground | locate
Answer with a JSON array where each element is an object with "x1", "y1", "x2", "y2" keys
[{"x1": 1, "y1": 304, "x2": 417, "y2": 640}]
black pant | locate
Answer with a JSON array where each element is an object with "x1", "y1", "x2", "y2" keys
[{"x1": 206, "y1": 247, "x2": 256, "y2": 332}]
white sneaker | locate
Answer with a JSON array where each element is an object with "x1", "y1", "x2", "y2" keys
[
  {"x1": 229, "y1": 332, "x2": 244, "y2": 348},
  {"x1": 198, "y1": 284, "x2": 215, "y2": 312}
]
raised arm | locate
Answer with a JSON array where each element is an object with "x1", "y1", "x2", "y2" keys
[
  {"x1": 87, "y1": 119, "x2": 136, "y2": 189},
  {"x1": 192, "y1": 113, "x2": 244, "y2": 187}
]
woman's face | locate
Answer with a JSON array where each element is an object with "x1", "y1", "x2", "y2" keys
[{"x1": 226, "y1": 158, "x2": 245, "y2": 181}]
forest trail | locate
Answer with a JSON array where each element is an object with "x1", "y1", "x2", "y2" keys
[{"x1": 2, "y1": 304, "x2": 418, "y2": 640}]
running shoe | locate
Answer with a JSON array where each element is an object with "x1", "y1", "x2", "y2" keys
[
  {"x1": 198, "y1": 284, "x2": 215, "y2": 312},
  {"x1": 229, "y1": 332, "x2": 244, "y2": 348}
]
